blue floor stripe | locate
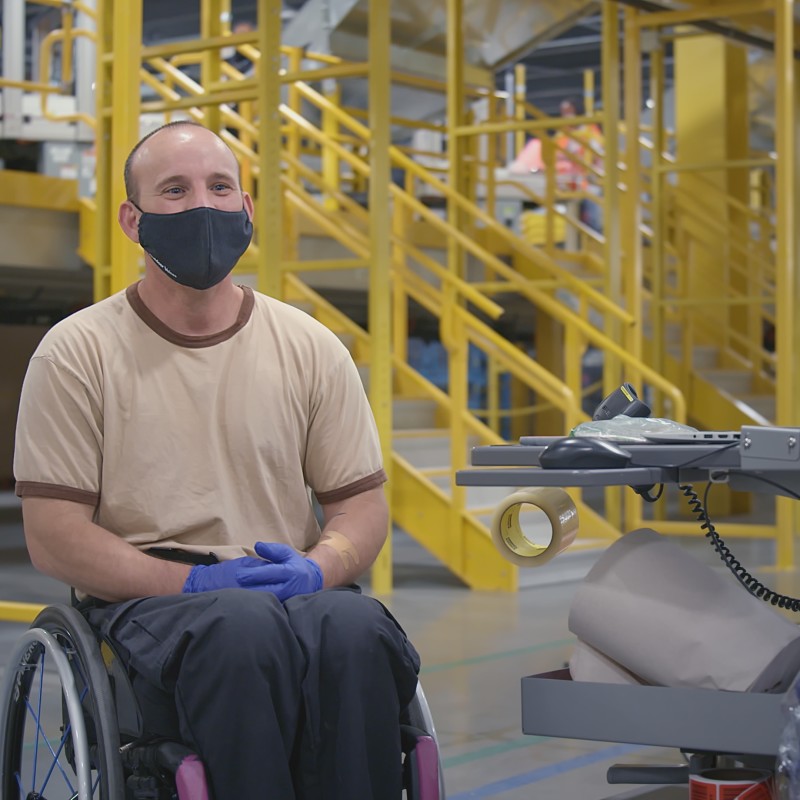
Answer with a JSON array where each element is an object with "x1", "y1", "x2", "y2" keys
[{"x1": 446, "y1": 743, "x2": 646, "y2": 799}]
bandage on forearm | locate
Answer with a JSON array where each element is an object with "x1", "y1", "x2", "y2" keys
[{"x1": 317, "y1": 530, "x2": 360, "y2": 570}]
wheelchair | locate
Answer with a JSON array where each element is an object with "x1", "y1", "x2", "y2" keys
[{"x1": 0, "y1": 603, "x2": 444, "y2": 800}]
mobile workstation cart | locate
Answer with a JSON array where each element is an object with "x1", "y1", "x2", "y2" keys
[{"x1": 456, "y1": 425, "x2": 799, "y2": 792}]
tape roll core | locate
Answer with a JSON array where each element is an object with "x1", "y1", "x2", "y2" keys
[{"x1": 490, "y1": 488, "x2": 579, "y2": 567}]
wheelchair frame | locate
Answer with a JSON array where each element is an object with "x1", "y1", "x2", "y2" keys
[{"x1": 1, "y1": 602, "x2": 444, "y2": 800}]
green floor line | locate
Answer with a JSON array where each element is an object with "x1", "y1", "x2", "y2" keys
[
  {"x1": 420, "y1": 638, "x2": 574, "y2": 674},
  {"x1": 442, "y1": 735, "x2": 550, "y2": 768}
]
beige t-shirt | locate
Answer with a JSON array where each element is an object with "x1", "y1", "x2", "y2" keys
[{"x1": 14, "y1": 283, "x2": 386, "y2": 560}]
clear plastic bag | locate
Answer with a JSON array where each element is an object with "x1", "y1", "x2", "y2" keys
[
  {"x1": 776, "y1": 674, "x2": 800, "y2": 798},
  {"x1": 570, "y1": 415, "x2": 698, "y2": 443}
]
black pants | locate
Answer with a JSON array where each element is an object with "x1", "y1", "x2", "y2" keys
[{"x1": 85, "y1": 587, "x2": 420, "y2": 800}]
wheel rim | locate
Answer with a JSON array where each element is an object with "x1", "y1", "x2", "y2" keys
[
  {"x1": 2, "y1": 633, "x2": 101, "y2": 800},
  {"x1": 1, "y1": 609, "x2": 123, "y2": 800}
]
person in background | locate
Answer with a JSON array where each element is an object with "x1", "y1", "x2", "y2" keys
[
  {"x1": 506, "y1": 96, "x2": 603, "y2": 234},
  {"x1": 555, "y1": 96, "x2": 604, "y2": 233},
  {"x1": 13, "y1": 119, "x2": 420, "y2": 800}
]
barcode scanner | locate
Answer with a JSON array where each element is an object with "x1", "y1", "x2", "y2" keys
[{"x1": 592, "y1": 383, "x2": 651, "y2": 421}]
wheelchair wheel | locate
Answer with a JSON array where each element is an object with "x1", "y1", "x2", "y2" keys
[{"x1": 0, "y1": 604, "x2": 125, "y2": 799}]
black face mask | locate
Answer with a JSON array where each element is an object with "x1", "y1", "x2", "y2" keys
[{"x1": 134, "y1": 203, "x2": 253, "y2": 290}]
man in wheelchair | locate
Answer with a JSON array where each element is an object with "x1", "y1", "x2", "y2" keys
[{"x1": 12, "y1": 120, "x2": 422, "y2": 799}]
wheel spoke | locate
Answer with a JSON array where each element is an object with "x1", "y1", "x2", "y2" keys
[
  {"x1": 33, "y1": 647, "x2": 45, "y2": 789},
  {"x1": 3, "y1": 610, "x2": 123, "y2": 800},
  {"x1": 18, "y1": 649, "x2": 80, "y2": 799},
  {"x1": 36, "y1": 719, "x2": 77, "y2": 796}
]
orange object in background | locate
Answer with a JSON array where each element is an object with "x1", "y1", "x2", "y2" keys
[{"x1": 508, "y1": 137, "x2": 543, "y2": 174}]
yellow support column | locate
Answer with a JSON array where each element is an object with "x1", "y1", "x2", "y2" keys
[
  {"x1": 256, "y1": 0, "x2": 283, "y2": 299},
  {"x1": 532, "y1": 134, "x2": 565, "y2": 437},
  {"x1": 201, "y1": 0, "x2": 224, "y2": 133},
  {"x1": 446, "y1": 0, "x2": 469, "y2": 579},
  {"x1": 93, "y1": 0, "x2": 113, "y2": 301},
  {"x1": 601, "y1": 2, "x2": 628, "y2": 528},
  {"x1": 619, "y1": 6, "x2": 638, "y2": 337},
  {"x1": 109, "y1": 0, "x2": 142, "y2": 295},
  {"x1": 649, "y1": 38, "x2": 666, "y2": 384},
  {"x1": 673, "y1": 27, "x2": 749, "y2": 523},
  {"x1": 774, "y1": 0, "x2": 799, "y2": 568},
  {"x1": 368, "y1": 0, "x2": 393, "y2": 594},
  {"x1": 673, "y1": 33, "x2": 748, "y2": 359},
  {"x1": 514, "y1": 64, "x2": 526, "y2": 158}
]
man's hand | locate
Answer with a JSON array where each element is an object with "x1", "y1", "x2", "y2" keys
[
  {"x1": 182, "y1": 543, "x2": 323, "y2": 602},
  {"x1": 243, "y1": 542, "x2": 323, "y2": 601}
]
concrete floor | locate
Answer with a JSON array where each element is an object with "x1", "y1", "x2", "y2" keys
[{"x1": 0, "y1": 493, "x2": 794, "y2": 799}]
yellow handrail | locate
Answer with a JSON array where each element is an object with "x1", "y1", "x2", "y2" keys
[
  {"x1": 290, "y1": 81, "x2": 633, "y2": 326},
  {"x1": 278, "y1": 89, "x2": 685, "y2": 421},
  {"x1": 36, "y1": 27, "x2": 96, "y2": 129}
]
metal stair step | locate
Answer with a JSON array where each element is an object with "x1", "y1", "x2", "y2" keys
[
  {"x1": 736, "y1": 394, "x2": 775, "y2": 422},
  {"x1": 666, "y1": 343, "x2": 719, "y2": 370},
  {"x1": 701, "y1": 368, "x2": 754, "y2": 396},
  {"x1": 428, "y1": 473, "x2": 520, "y2": 511},
  {"x1": 692, "y1": 345, "x2": 720, "y2": 369},
  {"x1": 392, "y1": 397, "x2": 439, "y2": 429},
  {"x1": 392, "y1": 429, "x2": 479, "y2": 470}
]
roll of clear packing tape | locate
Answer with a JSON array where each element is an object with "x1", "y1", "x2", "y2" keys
[{"x1": 490, "y1": 488, "x2": 579, "y2": 567}]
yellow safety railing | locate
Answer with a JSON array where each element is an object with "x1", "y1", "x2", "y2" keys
[
  {"x1": 281, "y1": 79, "x2": 684, "y2": 418},
  {"x1": 278, "y1": 198, "x2": 623, "y2": 589},
  {"x1": 270, "y1": 42, "x2": 788, "y2": 564},
  {"x1": 631, "y1": 132, "x2": 777, "y2": 386}
]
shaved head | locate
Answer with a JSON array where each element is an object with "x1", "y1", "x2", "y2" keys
[{"x1": 124, "y1": 121, "x2": 241, "y2": 202}]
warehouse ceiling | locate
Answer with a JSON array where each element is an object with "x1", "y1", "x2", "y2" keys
[
  {"x1": 135, "y1": 0, "x2": 612, "y2": 116},
  {"x1": 1, "y1": 0, "x2": 667, "y2": 117}
]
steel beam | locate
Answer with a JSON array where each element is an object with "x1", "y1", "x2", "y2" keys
[
  {"x1": 367, "y1": 0, "x2": 393, "y2": 594},
  {"x1": 256, "y1": 0, "x2": 283, "y2": 299}
]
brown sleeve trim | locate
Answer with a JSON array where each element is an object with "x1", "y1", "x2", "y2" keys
[
  {"x1": 15, "y1": 481, "x2": 99, "y2": 507},
  {"x1": 315, "y1": 469, "x2": 388, "y2": 505}
]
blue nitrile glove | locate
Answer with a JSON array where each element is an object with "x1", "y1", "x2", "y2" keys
[
  {"x1": 182, "y1": 554, "x2": 273, "y2": 594},
  {"x1": 182, "y1": 543, "x2": 324, "y2": 601},
  {"x1": 240, "y1": 542, "x2": 324, "y2": 602}
]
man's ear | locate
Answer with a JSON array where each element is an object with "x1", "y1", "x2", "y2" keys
[
  {"x1": 243, "y1": 191, "x2": 255, "y2": 221},
  {"x1": 118, "y1": 200, "x2": 141, "y2": 243}
]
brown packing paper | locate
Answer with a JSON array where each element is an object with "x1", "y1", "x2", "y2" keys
[
  {"x1": 569, "y1": 639, "x2": 645, "y2": 686},
  {"x1": 568, "y1": 529, "x2": 800, "y2": 693}
]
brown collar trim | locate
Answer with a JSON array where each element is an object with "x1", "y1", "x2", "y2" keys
[{"x1": 125, "y1": 282, "x2": 255, "y2": 348}]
